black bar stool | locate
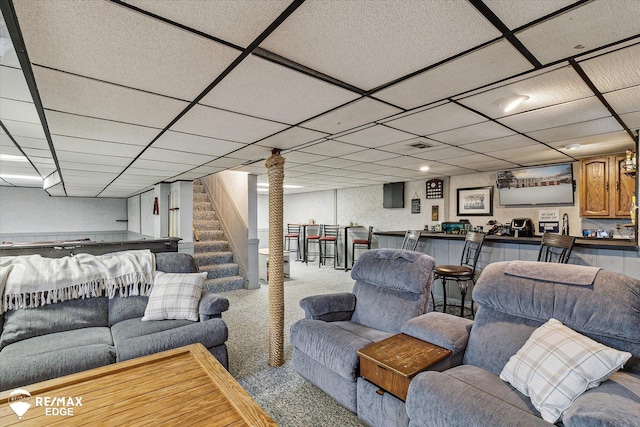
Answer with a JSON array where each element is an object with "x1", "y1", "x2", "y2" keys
[
  {"x1": 304, "y1": 224, "x2": 322, "y2": 265},
  {"x1": 284, "y1": 224, "x2": 301, "y2": 260},
  {"x1": 319, "y1": 225, "x2": 339, "y2": 268},
  {"x1": 351, "y1": 226, "x2": 373, "y2": 267}
]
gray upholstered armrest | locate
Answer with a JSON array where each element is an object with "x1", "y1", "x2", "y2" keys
[
  {"x1": 401, "y1": 312, "x2": 473, "y2": 355},
  {"x1": 199, "y1": 291, "x2": 230, "y2": 321},
  {"x1": 299, "y1": 293, "x2": 356, "y2": 321}
]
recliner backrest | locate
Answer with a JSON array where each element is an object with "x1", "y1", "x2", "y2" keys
[
  {"x1": 349, "y1": 249, "x2": 435, "y2": 333},
  {"x1": 464, "y1": 261, "x2": 640, "y2": 375}
]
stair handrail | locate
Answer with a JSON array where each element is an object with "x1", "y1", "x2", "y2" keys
[{"x1": 192, "y1": 224, "x2": 199, "y2": 242}]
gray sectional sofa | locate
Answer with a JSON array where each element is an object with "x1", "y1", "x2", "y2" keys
[{"x1": 0, "y1": 252, "x2": 230, "y2": 391}]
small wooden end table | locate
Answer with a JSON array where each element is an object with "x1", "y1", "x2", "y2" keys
[{"x1": 357, "y1": 333, "x2": 452, "y2": 401}]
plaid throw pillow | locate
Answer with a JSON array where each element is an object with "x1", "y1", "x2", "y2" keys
[
  {"x1": 500, "y1": 318, "x2": 631, "y2": 423},
  {"x1": 142, "y1": 271, "x2": 207, "y2": 322}
]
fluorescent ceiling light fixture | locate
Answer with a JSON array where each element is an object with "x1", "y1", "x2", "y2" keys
[
  {"x1": 565, "y1": 143, "x2": 581, "y2": 150},
  {"x1": 43, "y1": 170, "x2": 61, "y2": 189},
  {"x1": 0, "y1": 154, "x2": 28, "y2": 162},
  {"x1": 498, "y1": 95, "x2": 529, "y2": 113},
  {"x1": 419, "y1": 166, "x2": 430, "y2": 172},
  {"x1": 0, "y1": 174, "x2": 42, "y2": 181}
]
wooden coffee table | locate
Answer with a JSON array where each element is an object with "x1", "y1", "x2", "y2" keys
[
  {"x1": 358, "y1": 333, "x2": 452, "y2": 401},
  {"x1": 0, "y1": 343, "x2": 276, "y2": 426}
]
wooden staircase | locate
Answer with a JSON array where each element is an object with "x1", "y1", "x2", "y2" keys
[{"x1": 193, "y1": 179, "x2": 245, "y2": 292}]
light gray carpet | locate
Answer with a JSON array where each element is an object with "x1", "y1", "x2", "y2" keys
[{"x1": 223, "y1": 260, "x2": 363, "y2": 426}]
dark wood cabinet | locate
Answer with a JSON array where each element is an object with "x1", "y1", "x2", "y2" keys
[{"x1": 580, "y1": 154, "x2": 635, "y2": 218}]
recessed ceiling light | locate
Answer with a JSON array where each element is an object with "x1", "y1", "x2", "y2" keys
[
  {"x1": 565, "y1": 143, "x2": 581, "y2": 150},
  {"x1": 497, "y1": 95, "x2": 529, "y2": 113},
  {"x1": 420, "y1": 166, "x2": 430, "y2": 172}
]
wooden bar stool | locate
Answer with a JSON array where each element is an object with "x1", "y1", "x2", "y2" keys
[{"x1": 319, "y1": 225, "x2": 339, "y2": 268}]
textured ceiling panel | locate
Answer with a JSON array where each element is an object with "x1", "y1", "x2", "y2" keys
[
  {"x1": 0, "y1": 119, "x2": 46, "y2": 139},
  {"x1": 373, "y1": 156, "x2": 429, "y2": 168},
  {"x1": 384, "y1": 103, "x2": 485, "y2": 136},
  {"x1": 14, "y1": 0, "x2": 239, "y2": 100},
  {"x1": 260, "y1": 0, "x2": 501, "y2": 90},
  {"x1": 224, "y1": 144, "x2": 273, "y2": 161},
  {"x1": 375, "y1": 40, "x2": 533, "y2": 109},
  {"x1": 124, "y1": 0, "x2": 289, "y2": 48},
  {"x1": 33, "y1": 67, "x2": 189, "y2": 128},
  {"x1": 517, "y1": 1, "x2": 640, "y2": 65},
  {"x1": 579, "y1": 43, "x2": 640, "y2": 93},
  {"x1": 339, "y1": 149, "x2": 401, "y2": 163},
  {"x1": 57, "y1": 151, "x2": 131, "y2": 166},
  {"x1": 171, "y1": 105, "x2": 288, "y2": 143},
  {"x1": 140, "y1": 148, "x2": 214, "y2": 165},
  {"x1": 483, "y1": 0, "x2": 576, "y2": 30},
  {"x1": 457, "y1": 66, "x2": 594, "y2": 118},
  {"x1": 45, "y1": 111, "x2": 159, "y2": 146},
  {"x1": 430, "y1": 121, "x2": 516, "y2": 146},
  {"x1": 53, "y1": 136, "x2": 144, "y2": 157},
  {"x1": 0, "y1": 65, "x2": 32, "y2": 102},
  {"x1": 131, "y1": 159, "x2": 196, "y2": 172},
  {"x1": 498, "y1": 97, "x2": 611, "y2": 133},
  {"x1": 153, "y1": 131, "x2": 245, "y2": 156},
  {"x1": 298, "y1": 140, "x2": 363, "y2": 157},
  {"x1": 255, "y1": 126, "x2": 327, "y2": 150},
  {"x1": 301, "y1": 98, "x2": 403, "y2": 134},
  {"x1": 604, "y1": 85, "x2": 640, "y2": 115},
  {"x1": 377, "y1": 138, "x2": 446, "y2": 155},
  {"x1": 333, "y1": 125, "x2": 416, "y2": 148},
  {"x1": 411, "y1": 146, "x2": 474, "y2": 161},
  {"x1": 200, "y1": 55, "x2": 359, "y2": 124},
  {"x1": 619, "y1": 112, "x2": 640, "y2": 130},
  {"x1": 462, "y1": 134, "x2": 538, "y2": 154},
  {"x1": 0, "y1": 98, "x2": 40, "y2": 124},
  {"x1": 527, "y1": 117, "x2": 624, "y2": 143},
  {"x1": 546, "y1": 131, "x2": 634, "y2": 157}
]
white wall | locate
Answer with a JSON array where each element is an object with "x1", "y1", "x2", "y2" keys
[{"x1": 0, "y1": 187, "x2": 127, "y2": 241}]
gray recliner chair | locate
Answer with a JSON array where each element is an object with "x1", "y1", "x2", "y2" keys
[{"x1": 290, "y1": 248, "x2": 436, "y2": 412}]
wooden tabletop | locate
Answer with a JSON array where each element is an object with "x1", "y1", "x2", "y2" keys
[{"x1": 0, "y1": 344, "x2": 277, "y2": 427}]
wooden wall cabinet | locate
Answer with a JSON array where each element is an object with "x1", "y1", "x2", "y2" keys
[{"x1": 580, "y1": 154, "x2": 636, "y2": 218}]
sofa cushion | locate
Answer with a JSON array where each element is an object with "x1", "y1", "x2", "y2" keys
[
  {"x1": 563, "y1": 371, "x2": 640, "y2": 427},
  {"x1": 114, "y1": 318, "x2": 228, "y2": 362},
  {"x1": 0, "y1": 296, "x2": 109, "y2": 350},
  {"x1": 0, "y1": 327, "x2": 113, "y2": 358},
  {"x1": 0, "y1": 344, "x2": 115, "y2": 391},
  {"x1": 110, "y1": 317, "x2": 197, "y2": 346},
  {"x1": 109, "y1": 295, "x2": 149, "y2": 326},
  {"x1": 142, "y1": 271, "x2": 207, "y2": 321},
  {"x1": 290, "y1": 318, "x2": 374, "y2": 381},
  {"x1": 500, "y1": 318, "x2": 631, "y2": 424},
  {"x1": 406, "y1": 366, "x2": 550, "y2": 427}
]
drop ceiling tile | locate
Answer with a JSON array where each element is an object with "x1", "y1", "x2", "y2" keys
[
  {"x1": 231, "y1": 164, "x2": 270, "y2": 174},
  {"x1": 57, "y1": 151, "x2": 131, "y2": 166},
  {"x1": 225, "y1": 144, "x2": 273, "y2": 162},
  {"x1": 0, "y1": 65, "x2": 32, "y2": 102},
  {"x1": 314, "y1": 167, "x2": 362, "y2": 177},
  {"x1": 458, "y1": 66, "x2": 594, "y2": 118},
  {"x1": 124, "y1": 0, "x2": 289, "y2": 48},
  {"x1": 140, "y1": 148, "x2": 214, "y2": 165},
  {"x1": 462, "y1": 134, "x2": 538, "y2": 154},
  {"x1": 604, "y1": 85, "x2": 640, "y2": 115},
  {"x1": 579, "y1": 42, "x2": 640, "y2": 92},
  {"x1": 0, "y1": 98, "x2": 40, "y2": 124},
  {"x1": 375, "y1": 40, "x2": 533, "y2": 109},
  {"x1": 411, "y1": 146, "x2": 474, "y2": 161},
  {"x1": 170, "y1": 171, "x2": 210, "y2": 181},
  {"x1": 256, "y1": 126, "x2": 327, "y2": 150},
  {"x1": 515, "y1": 152, "x2": 572, "y2": 166},
  {"x1": 64, "y1": 170, "x2": 118, "y2": 184},
  {"x1": 187, "y1": 165, "x2": 224, "y2": 175},
  {"x1": 311, "y1": 158, "x2": 361, "y2": 169},
  {"x1": 286, "y1": 164, "x2": 332, "y2": 174},
  {"x1": 527, "y1": 117, "x2": 624, "y2": 143},
  {"x1": 8, "y1": 136, "x2": 49, "y2": 151},
  {"x1": 333, "y1": 125, "x2": 415, "y2": 148},
  {"x1": 415, "y1": 163, "x2": 474, "y2": 176},
  {"x1": 619, "y1": 111, "x2": 640, "y2": 130},
  {"x1": 546, "y1": 131, "x2": 634, "y2": 156},
  {"x1": 46, "y1": 111, "x2": 159, "y2": 145},
  {"x1": 373, "y1": 156, "x2": 429, "y2": 169},
  {"x1": 498, "y1": 97, "x2": 610, "y2": 133},
  {"x1": 377, "y1": 137, "x2": 445, "y2": 155},
  {"x1": 121, "y1": 169, "x2": 172, "y2": 179},
  {"x1": 430, "y1": 121, "x2": 516, "y2": 146},
  {"x1": 44, "y1": 185, "x2": 66, "y2": 196},
  {"x1": 153, "y1": 131, "x2": 245, "y2": 156},
  {"x1": 489, "y1": 143, "x2": 564, "y2": 160},
  {"x1": 302, "y1": 98, "x2": 403, "y2": 134},
  {"x1": 299, "y1": 140, "x2": 363, "y2": 157},
  {"x1": 347, "y1": 163, "x2": 389, "y2": 173},
  {"x1": 34, "y1": 67, "x2": 189, "y2": 128},
  {"x1": 439, "y1": 153, "x2": 496, "y2": 166},
  {"x1": 15, "y1": 0, "x2": 239, "y2": 100},
  {"x1": 204, "y1": 157, "x2": 247, "y2": 169},
  {"x1": 171, "y1": 105, "x2": 288, "y2": 143},
  {"x1": 340, "y1": 149, "x2": 402, "y2": 163},
  {"x1": 260, "y1": 0, "x2": 501, "y2": 90},
  {"x1": 131, "y1": 159, "x2": 193, "y2": 172},
  {"x1": 469, "y1": 159, "x2": 519, "y2": 171},
  {"x1": 517, "y1": 1, "x2": 640, "y2": 65},
  {"x1": 384, "y1": 103, "x2": 486, "y2": 136},
  {"x1": 60, "y1": 161, "x2": 123, "y2": 173},
  {"x1": 54, "y1": 136, "x2": 144, "y2": 157},
  {"x1": 483, "y1": 0, "x2": 576, "y2": 30},
  {"x1": 0, "y1": 119, "x2": 46, "y2": 139},
  {"x1": 201, "y1": 55, "x2": 359, "y2": 124}
]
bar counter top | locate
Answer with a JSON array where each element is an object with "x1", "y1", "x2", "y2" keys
[{"x1": 374, "y1": 230, "x2": 638, "y2": 252}]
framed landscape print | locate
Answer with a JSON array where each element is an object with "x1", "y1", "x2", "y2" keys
[{"x1": 457, "y1": 186, "x2": 493, "y2": 216}]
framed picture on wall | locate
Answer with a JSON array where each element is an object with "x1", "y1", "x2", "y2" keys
[{"x1": 457, "y1": 186, "x2": 493, "y2": 216}]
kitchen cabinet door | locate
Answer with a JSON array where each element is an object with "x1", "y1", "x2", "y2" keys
[{"x1": 580, "y1": 156, "x2": 610, "y2": 217}]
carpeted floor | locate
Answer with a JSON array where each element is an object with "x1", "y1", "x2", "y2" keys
[{"x1": 221, "y1": 258, "x2": 468, "y2": 426}]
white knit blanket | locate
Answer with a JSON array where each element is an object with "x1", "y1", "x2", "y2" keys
[{"x1": 0, "y1": 249, "x2": 155, "y2": 312}]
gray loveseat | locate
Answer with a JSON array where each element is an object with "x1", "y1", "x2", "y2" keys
[
  {"x1": 403, "y1": 260, "x2": 640, "y2": 427},
  {"x1": 290, "y1": 249, "x2": 436, "y2": 413},
  {"x1": 0, "y1": 252, "x2": 230, "y2": 392}
]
